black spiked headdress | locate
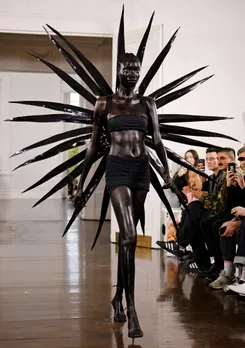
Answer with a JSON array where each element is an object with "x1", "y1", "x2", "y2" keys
[{"x1": 6, "y1": 7, "x2": 237, "y2": 247}]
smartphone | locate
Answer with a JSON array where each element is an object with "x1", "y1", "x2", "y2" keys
[
  {"x1": 198, "y1": 159, "x2": 205, "y2": 172},
  {"x1": 227, "y1": 162, "x2": 236, "y2": 173}
]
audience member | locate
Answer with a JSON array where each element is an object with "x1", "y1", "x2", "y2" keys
[
  {"x1": 190, "y1": 148, "x2": 236, "y2": 280},
  {"x1": 173, "y1": 149, "x2": 199, "y2": 203},
  {"x1": 158, "y1": 148, "x2": 223, "y2": 272},
  {"x1": 178, "y1": 148, "x2": 225, "y2": 271},
  {"x1": 207, "y1": 147, "x2": 245, "y2": 289}
]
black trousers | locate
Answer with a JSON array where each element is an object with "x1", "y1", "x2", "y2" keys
[
  {"x1": 199, "y1": 212, "x2": 231, "y2": 269},
  {"x1": 234, "y1": 219, "x2": 245, "y2": 265},
  {"x1": 220, "y1": 219, "x2": 245, "y2": 264},
  {"x1": 177, "y1": 201, "x2": 210, "y2": 268}
]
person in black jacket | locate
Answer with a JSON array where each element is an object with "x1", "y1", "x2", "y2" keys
[
  {"x1": 208, "y1": 146, "x2": 245, "y2": 289},
  {"x1": 173, "y1": 149, "x2": 199, "y2": 204},
  {"x1": 158, "y1": 148, "x2": 222, "y2": 271}
]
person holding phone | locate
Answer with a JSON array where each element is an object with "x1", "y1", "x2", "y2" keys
[
  {"x1": 227, "y1": 161, "x2": 245, "y2": 189},
  {"x1": 208, "y1": 146, "x2": 245, "y2": 290},
  {"x1": 172, "y1": 149, "x2": 199, "y2": 204},
  {"x1": 187, "y1": 148, "x2": 236, "y2": 280}
]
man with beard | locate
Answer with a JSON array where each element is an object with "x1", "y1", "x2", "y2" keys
[
  {"x1": 189, "y1": 148, "x2": 236, "y2": 279},
  {"x1": 208, "y1": 146, "x2": 245, "y2": 289}
]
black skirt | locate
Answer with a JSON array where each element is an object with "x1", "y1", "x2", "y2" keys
[{"x1": 105, "y1": 155, "x2": 150, "y2": 195}]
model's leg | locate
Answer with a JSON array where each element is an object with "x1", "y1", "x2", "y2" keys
[
  {"x1": 111, "y1": 186, "x2": 144, "y2": 338},
  {"x1": 111, "y1": 189, "x2": 148, "y2": 323},
  {"x1": 111, "y1": 233, "x2": 127, "y2": 322}
]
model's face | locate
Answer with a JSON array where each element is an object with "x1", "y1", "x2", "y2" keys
[
  {"x1": 118, "y1": 60, "x2": 141, "y2": 88},
  {"x1": 217, "y1": 152, "x2": 232, "y2": 171},
  {"x1": 238, "y1": 151, "x2": 245, "y2": 171},
  {"x1": 206, "y1": 152, "x2": 218, "y2": 171},
  {"x1": 185, "y1": 152, "x2": 195, "y2": 165}
]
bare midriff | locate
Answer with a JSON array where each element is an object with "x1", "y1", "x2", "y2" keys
[{"x1": 109, "y1": 130, "x2": 147, "y2": 158}]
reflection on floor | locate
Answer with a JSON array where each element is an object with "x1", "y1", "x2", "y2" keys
[{"x1": 1, "y1": 199, "x2": 245, "y2": 348}]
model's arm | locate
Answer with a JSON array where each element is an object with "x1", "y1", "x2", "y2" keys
[
  {"x1": 146, "y1": 97, "x2": 172, "y2": 188},
  {"x1": 75, "y1": 97, "x2": 106, "y2": 203}
]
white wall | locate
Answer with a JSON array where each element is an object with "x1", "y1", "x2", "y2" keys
[
  {"x1": 0, "y1": 0, "x2": 123, "y2": 36},
  {"x1": 124, "y1": 0, "x2": 245, "y2": 163},
  {"x1": 0, "y1": 72, "x2": 64, "y2": 199}
]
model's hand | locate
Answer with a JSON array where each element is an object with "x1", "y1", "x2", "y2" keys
[
  {"x1": 162, "y1": 173, "x2": 173, "y2": 189},
  {"x1": 231, "y1": 206, "x2": 245, "y2": 217},
  {"x1": 74, "y1": 189, "x2": 83, "y2": 208}
]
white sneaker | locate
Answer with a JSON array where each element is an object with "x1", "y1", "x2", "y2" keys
[
  {"x1": 209, "y1": 270, "x2": 234, "y2": 290},
  {"x1": 224, "y1": 279, "x2": 245, "y2": 293},
  {"x1": 228, "y1": 282, "x2": 245, "y2": 296}
]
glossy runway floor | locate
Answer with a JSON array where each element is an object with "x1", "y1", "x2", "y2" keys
[{"x1": 1, "y1": 200, "x2": 245, "y2": 348}]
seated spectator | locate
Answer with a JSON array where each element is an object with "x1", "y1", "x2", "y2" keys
[
  {"x1": 158, "y1": 148, "x2": 222, "y2": 271},
  {"x1": 172, "y1": 149, "x2": 199, "y2": 204},
  {"x1": 178, "y1": 148, "x2": 225, "y2": 271},
  {"x1": 191, "y1": 147, "x2": 236, "y2": 280},
  {"x1": 226, "y1": 208, "x2": 245, "y2": 295},
  {"x1": 207, "y1": 146, "x2": 245, "y2": 289},
  {"x1": 182, "y1": 171, "x2": 206, "y2": 204}
]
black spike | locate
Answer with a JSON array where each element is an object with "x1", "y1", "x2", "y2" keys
[
  {"x1": 91, "y1": 187, "x2": 110, "y2": 250},
  {"x1": 29, "y1": 53, "x2": 97, "y2": 105},
  {"x1": 158, "y1": 113, "x2": 233, "y2": 123},
  {"x1": 23, "y1": 149, "x2": 87, "y2": 193},
  {"x1": 5, "y1": 113, "x2": 92, "y2": 124},
  {"x1": 10, "y1": 127, "x2": 92, "y2": 158},
  {"x1": 32, "y1": 147, "x2": 108, "y2": 208},
  {"x1": 33, "y1": 162, "x2": 84, "y2": 208},
  {"x1": 149, "y1": 66, "x2": 208, "y2": 99},
  {"x1": 62, "y1": 208, "x2": 81, "y2": 238},
  {"x1": 156, "y1": 75, "x2": 213, "y2": 108},
  {"x1": 62, "y1": 154, "x2": 108, "y2": 237},
  {"x1": 145, "y1": 138, "x2": 213, "y2": 181},
  {"x1": 9, "y1": 100, "x2": 93, "y2": 116},
  {"x1": 147, "y1": 149, "x2": 189, "y2": 212},
  {"x1": 150, "y1": 165, "x2": 178, "y2": 231},
  {"x1": 116, "y1": 5, "x2": 126, "y2": 90},
  {"x1": 160, "y1": 124, "x2": 238, "y2": 142},
  {"x1": 43, "y1": 27, "x2": 103, "y2": 97},
  {"x1": 165, "y1": 146, "x2": 214, "y2": 181},
  {"x1": 136, "y1": 12, "x2": 155, "y2": 64},
  {"x1": 13, "y1": 135, "x2": 91, "y2": 171},
  {"x1": 160, "y1": 132, "x2": 222, "y2": 149},
  {"x1": 46, "y1": 24, "x2": 113, "y2": 95},
  {"x1": 138, "y1": 28, "x2": 180, "y2": 95}
]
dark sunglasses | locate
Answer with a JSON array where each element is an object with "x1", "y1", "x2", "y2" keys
[{"x1": 238, "y1": 157, "x2": 245, "y2": 161}]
